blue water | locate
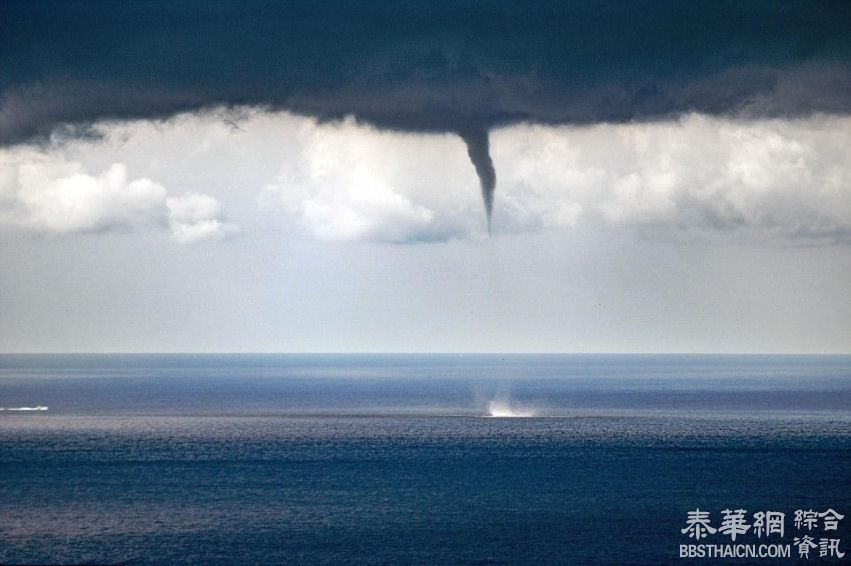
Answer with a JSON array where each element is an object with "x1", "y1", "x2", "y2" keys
[{"x1": 1, "y1": 355, "x2": 849, "y2": 564}]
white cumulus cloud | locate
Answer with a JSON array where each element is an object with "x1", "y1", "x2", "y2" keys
[
  {"x1": 256, "y1": 112, "x2": 851, "y2": 244},
  {"x1": 0, "y1": 151, "x2": 166, "y2": 233},
  {"x1": 258, "y1": 117, "x2": 482, "y2": 242},
  {"x1": 166, "y1": 192, "x2": 239, "y2": 244},
  {"x1": 5, "y1": 110, "x2": 849, "y2": 246},
  {"x1": 493, "y1": 115, "x2": 851, "y2": 242},
  {"x1": 0, "y1": 148, "x2": 237, "y2": 243}
]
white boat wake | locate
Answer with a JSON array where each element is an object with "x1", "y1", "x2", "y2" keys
[{"x1": 0, "y1": 406, "x2": 48, "y2": 411}]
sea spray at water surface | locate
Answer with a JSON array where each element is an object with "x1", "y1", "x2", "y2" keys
[{"x1": 486, "y1": 397, "x2": 535, "y2": 418}]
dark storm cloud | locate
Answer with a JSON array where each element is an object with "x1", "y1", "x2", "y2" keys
[
  {"x1": 2, "y1": 0, "x2": 851, "y2": 216},
  {"x1": 3, "y1": 0, "x2": 851, "y2": 144}
]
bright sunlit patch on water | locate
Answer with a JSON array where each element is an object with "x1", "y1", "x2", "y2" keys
[{"x1": 486, "y1": 399, "x2": 535, "y2": 418}]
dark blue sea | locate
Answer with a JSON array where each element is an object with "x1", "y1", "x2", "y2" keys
[{"x1": 1, "y1": 354, "x2": 849, "y2": 564}]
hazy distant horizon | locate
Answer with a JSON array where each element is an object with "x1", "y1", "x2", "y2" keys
[{"x1": 4, "y1": 351, "x2": 851, "y2": 356}]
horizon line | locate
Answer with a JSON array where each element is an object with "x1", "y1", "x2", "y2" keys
[{"x1": 1, "y1": 351, "x2": 850, "y2": 357}]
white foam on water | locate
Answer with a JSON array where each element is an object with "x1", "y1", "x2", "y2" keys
[{"x1": 0, "y1": 406, "x2": 48, "y2": 411}]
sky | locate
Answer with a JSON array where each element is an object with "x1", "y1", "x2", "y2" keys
[{"x1": 1, "y1": 1, "x2": 850, "y2": 353}]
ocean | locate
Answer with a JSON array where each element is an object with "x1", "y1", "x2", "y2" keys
[{"x1": 1, "y1": 354, "x2": 849, "y2": 564}]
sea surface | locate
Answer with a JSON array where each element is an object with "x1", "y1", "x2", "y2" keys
[{"x1": 1, "y1": 354, "x2": 849, "y2": 564}]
